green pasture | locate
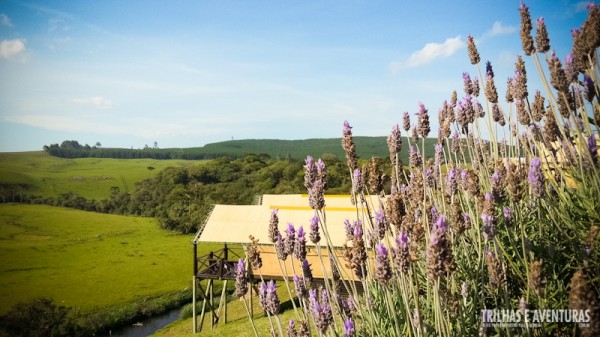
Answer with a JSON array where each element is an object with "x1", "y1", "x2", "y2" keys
[
  {"x1": 0, "y1": 204, "x2": 203, "y2": 315},
  {"x1": 0, "y1": 152, "x2": 198, "y2": 200}
]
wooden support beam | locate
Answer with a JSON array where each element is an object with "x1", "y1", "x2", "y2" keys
[{"x1": 192, "y1": 276, "x2": 197, "y2": 334}]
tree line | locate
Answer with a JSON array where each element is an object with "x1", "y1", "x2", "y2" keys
[{"x1": 9, "y1": 154, "x2": 375, "y2": 233}]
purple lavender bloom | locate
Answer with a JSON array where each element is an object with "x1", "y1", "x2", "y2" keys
[
  {"x1": 375, "y1": 242, "x2": 392, "y2": 284},
  {"x1": 445, "y1": 168, "x2": 457, "y2": 196},
  {"x1": 265, "y1": 280, "x2": 280, "y2": 314},
  {"x1": 485, "y1": 191, "x2": 493, "y2": 202},
  {"x1": 309, "y1": 288, "x2": 333, "y2": 334},
  {"x1": 287, "y1": 320, "x2": 297, "y2": 337},
  {"x1": 482, "y1": 213, "x2": 495, "y2": 242},
  {"x1": 396, "y1": 232, "x2": 409, "y2": 248},
  {"x1": 528, "y1": 157, "x2": 545, "y2": 199},
  {"x1": 486, "y1": 61, "x2": 494, "y2": 78},
  {"x1": 503, "y1": 207, "x2": 513, "y2": 223},
  {"x1": 343, "y1": 120, "x2": 352, "y2": 136},
  {"x1": 275, "y1": 233, "x2": 288, "y2": 260},
  {"x1": 294, "y1": 226, "x2": 307, "y2": 261},
  {"x1": 258, "y1": 282, "x2": 268, "y2": 310},
  {"x1": 309, "y1": 179, "x2": 325, "y2": 210},
  {"x1": 284, "y1": 223, "x2": 296, "y2": 256},
  {"x1": 293, "y1": 275, "x2": 307, "y2": 299},
  {"x1": 352, "y1": 169, "x2": 363, "y2": 194},
  {"x1": 302, "y1": 259, "x2": 313, "y2": 282},
  {"x1": 344, "y1": 219, "x2": 353, "y2": 238},
  {"x1": 463, "y1": 72, "x2": 473, "y2": 95},
  {"x1": 430, "y1": 205, "x2": 438, "y2": 222},
  {"x1": 344, "y1": 318, "x2": 355, "y2": 337},
  {"x1": 303, "y1": 156, "x2": 317, "y2": 189},
  {"x1": 309, "y1": 215, "x2": 320, "y2": 244},
  {"x1": 353, "y1": 220, "x2": 363, "y2": 239},
  {"x1": 234, "y1": 259, "x2": 248, "y2": 297},
  {"x1": 374, "y1": 208, "x2": 387, "y2": 240},
  {"x1": 588, "y1": 134, "x2": 598, "y2": 165}
]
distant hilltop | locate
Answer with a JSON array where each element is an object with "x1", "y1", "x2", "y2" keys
[{"x1": 42, "y1": 137, "x2": 439, "y2": 162}]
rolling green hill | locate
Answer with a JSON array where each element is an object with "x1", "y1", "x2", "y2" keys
[{"x1": 0, "y1": 152, "x2": 197, "y2": 200}]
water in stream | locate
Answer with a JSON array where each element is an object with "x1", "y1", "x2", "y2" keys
[{"x1": 106, "y1": 309, "x2": 180, "y2": 337}]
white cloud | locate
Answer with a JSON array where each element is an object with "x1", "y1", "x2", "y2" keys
[
  {"x1": 0, "y1": 14, "x2": 11, "y2": 27},
  {"x1": 481, "y1": 21, "x2": 517, "y2": 40},
  {"x1": 390, "y1": 35, "x2": 464, "y2": 73},
  {"x1": 70, "y1": 96, "x2": 114, "y2": 109},
  {"x1": 0, "y1": 39, "x2": 26, "y2": 59}
]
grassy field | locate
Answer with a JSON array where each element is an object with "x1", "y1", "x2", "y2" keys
[
  {"x1": 0, "y1": 204, "x2": 201, "y2": 315},
  {"x1": 0, "y1": 152, "x2": 198, "y2": 200}
]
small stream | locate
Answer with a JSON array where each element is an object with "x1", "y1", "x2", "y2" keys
[{"x1": 106, "y1": 309, "x2": 180, "y2": 337}]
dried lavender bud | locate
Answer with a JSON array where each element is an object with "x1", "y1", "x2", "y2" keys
[
  {"x1": 258, "y1": 282, "x2": 268, "y2": 310},
  {"x1": 528, "y1": 157, "x2": 545, "y2": 200},
  {"x1": 485, "y1": 249, "x2": 506, "y2": 289},
  {"x1": 375, "y1": 242, "x2": 392, "y2": 284},
  {"x1": 451, "y1": 131, "x2": 461, "y2": 154},
  {"x1": 463, "y1": 72, "x2": 473, "y2": 95},
  {"x1": 472, "y1": 77, "x2": 480, "y2": 97},
  {"x1": 303, "y1": 156, "x2": 317, "y2": 190},
  {"x1": 374, "y1": 208, "x2": 388, "y2": 240},
  {"x1": 417, "y1": 103, "x2": 431, "y2": 138},
  {"x1": 342, "y1": 120, "x2": 358, "y2": 171},
  {"x1": 393, "y1": 232, "x2": 410, "y2": 273},
  {"x1": 350, "y1": 221, "x2": 367, "y2": 279},
  {"x1": 516, "y1": 99, "x2": 531, "y2": 126},
  {"x1": 474, "y1": 97, "x2": 484, "y2": 118},
  {"x1": 528, "y1": 259, "x2": 545, "y2": 296},
  {"x1": 505, "y1": 77, "x2": 514, "y2": 103},
  {"x1": 568, "y1": 270, "x2": 600, "y2": 336},
  {"x1": 511, "y1": 71, "x2": 528, "y2": 101},
  {"x1": 234, "y1": 259, "x2": 248, "y2": 297},
  {"x1": 301, "y1": 259, "x2": 313, "y2": 282},
  {"x1": 543, "y1": 109, "x2": 560, "y2": 143},
  {"x1": 275, "y1": 233, "x2": 288, "y2": 261},
  {"x1": 519, "y1": 1, "x2": 536, "y2": 55},
  {"x1": 352, "y1": 169, "x2": 363, "y2": 195},
  {"x1": 535, "y1": 17, "x2": 550, "y2": 53},
  {"x1": 547, "y1": 50, "x2": 569, "y2": 93},
  {"x1": 268, "y1": 208, "x2": 280, "y2": 243},
  {"x1": 402, "y1": 111, "x2": 411, "y2": 131},
  {"x1": 426, "y1": 215, "x2": 455, "y2": 280},
  {"x1": 247, "y1": 235, "x2": 263, "y2": 269},
  {"x1": 387, "y1": 123, "x2": 402, "y2": 156},
  {"x1": 409, "y1": 145, "x2": 422, "y2": 168},
  {"x1": 309, "y1": 215, "x2": 320, "y2": 244},
  {"x1": 309, "y1": 180, "x2": 325, "y2": 210},
  {"x1": 284, "y1": 223, "x2": 296, "y2": 256},
  {"x1": 367, "y1": 157, "x2": 384, "y2": 195},
  {"x1": 564, "y1": 53, "x2": 578, "y2": 84},
  {"x1": 467, "y1": 34, "x2": 480, "y2": 64},
  {"x1": 485, "y1": 74, "x2": 499, "y2": 103},
  {"x1": 287, "y1": 320, "x2": 297, "y2": 337},
  {"x1": 445, "y1": 168, "x2": 457, "y2": 196},
  {"x1": 531, "y1": 90, "x2": 545, "y2": 122},
  {"x1": 386, "y1": 191, "x2": 405, "y2": 228},
  {"x1": 584, "y1": 75, "x2": 597, "y2": 102},
  {"x1": 492, "y1": 103, "x2": 506, "y2": 126},
  {"x1": 411, "y1": 125, "x2": 419, "y2": 143},
  {"x1": 294, "y1": 226, "x2": 307, "y2": 261}
]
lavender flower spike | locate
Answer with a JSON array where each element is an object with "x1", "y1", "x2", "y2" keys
[
  {"x1": 528, "y1": 157, "x2": 545, "y2": 199},
  {"x1": 309, "y1": 215, "x2": 320, "y2": 244},
  {"x1": 375, "y1": 242, "x2": 392, "y2": 284},
  {"x1": 343, "y1": 318, "x2": 355, "y2": 337},
  {"x1": 234, "y1": 258, "x2": 248, "y2": 298}
]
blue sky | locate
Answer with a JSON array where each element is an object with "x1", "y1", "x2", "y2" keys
[{"x1": 0, "y1": 0, "x2": 592, "y2": 152}]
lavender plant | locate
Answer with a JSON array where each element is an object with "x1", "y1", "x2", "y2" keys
[{"x1": 243, "y1": 2, "x2": 600, "y2": 336}]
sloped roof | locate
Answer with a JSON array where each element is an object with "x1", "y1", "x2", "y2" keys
[{"x1": 194, "y1": 194, "x2": 371, "y2": 247}]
